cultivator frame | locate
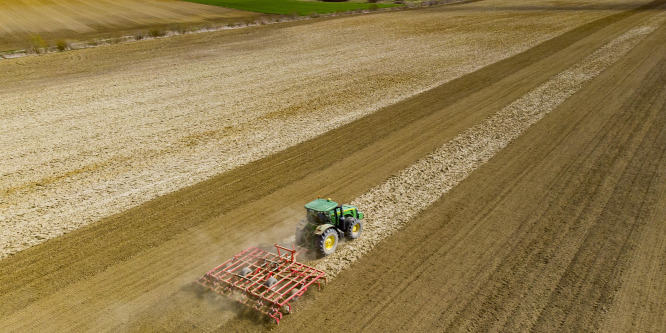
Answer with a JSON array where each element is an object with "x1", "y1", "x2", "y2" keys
[{"x1": 196, "y1": 245, "x2": 326, "y2": 324}]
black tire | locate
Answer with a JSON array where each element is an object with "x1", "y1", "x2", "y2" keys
[
  {"x1": 344, "y1": 217, "x2": 362, "y2": 240},
  {"x1": 317, "y1": 228, "x2": 339, "y2": 257}
]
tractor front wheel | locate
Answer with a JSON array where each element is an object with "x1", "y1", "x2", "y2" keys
[
  {"x1": 345, "y1": 217, "x2": 363, "y2": 240},
  {"x1": 317, "y1": 228, "x2": 339, "y2": 257}
]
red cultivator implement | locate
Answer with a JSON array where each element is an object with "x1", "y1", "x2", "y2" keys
[{"x1": 196, "y1": 245, "x2": 327, "y2": 324}]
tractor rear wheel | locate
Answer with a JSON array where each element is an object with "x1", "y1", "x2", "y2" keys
[
  {"x1": 317, "y1": 228, "x2": 339, "y2": 257},
  {"x1": 345, "y1": 217, "x2": 363, "y2": 240}
]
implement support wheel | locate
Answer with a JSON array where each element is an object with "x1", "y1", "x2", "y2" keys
[{"x1": 317, "y1": 228, "x2": 339, "y2": 257}]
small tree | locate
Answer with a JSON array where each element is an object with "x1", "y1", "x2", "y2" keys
[
  {"x1": 148, "y1": 28, "x2": 165, "y2": 38},
  {"x1": 56, "y1": 40, "x2": 68, "y2": 51},
  {"x1": 29, "y1": 35, "x2": 47, "y2": 53}
]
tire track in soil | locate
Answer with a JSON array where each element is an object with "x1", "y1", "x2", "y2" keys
[
  {"x1": 531, "y1": 46, "x2": 666, "y2": 332},
  {"x1": 0, "y1": 1, "x2": 664, "y2": 331},
  {"x1": 267, "y1": 15, "x2": 666, "y2": 333},
  {"x1": 599, "y1": 136, "x2": 666, "y2": 332},
  {"x1": 448, "y1": 33, "x2": 666, "y2": 332}
]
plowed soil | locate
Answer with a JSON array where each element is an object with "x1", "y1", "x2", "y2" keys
[
  {"x1": 1, "y1": 0, "x2": 665, "y2": 332},
  {"x1": 4, "y1": 0, "x2": 642, "y2": 259}
]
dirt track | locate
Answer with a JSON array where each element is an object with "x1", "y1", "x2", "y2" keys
[{"x1": 1, "y1": 0, "x2": 665, "y2": 332}]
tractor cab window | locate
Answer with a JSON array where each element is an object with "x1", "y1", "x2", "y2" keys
[{"x1": 307, "y1": 209, "x2": 330, "y2": 225}]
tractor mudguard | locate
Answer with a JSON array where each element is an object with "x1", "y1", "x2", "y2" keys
[{"x1": 314, "y1": 224, "x2": 335, "y2": 236}]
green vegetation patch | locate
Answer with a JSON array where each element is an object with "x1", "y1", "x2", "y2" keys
[{"x1": 183, "y1": 0, "x2": 400, "y2": 15}]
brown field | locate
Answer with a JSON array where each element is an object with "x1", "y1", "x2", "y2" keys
[
  {"x1": 0, "y1": 0, "x2": 263, "y2": 52},
  {"x1": 1, "y1": 0, "x2": 665, "y2": 332},
  {"x1": 0, "y1": 0, "x2": 650, "y2": 259}
]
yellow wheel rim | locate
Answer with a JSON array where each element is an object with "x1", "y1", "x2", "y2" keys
[
  {"x1": 324, "y1": 235, "x2": 335, "y2": 250},
  {"x1": 352, "y1": 223, "x2": 359, "y2": 233}
]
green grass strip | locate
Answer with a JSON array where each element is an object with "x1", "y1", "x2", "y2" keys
[{"x1": 183, "y1": 0, "x2": 400, "y2": 15}]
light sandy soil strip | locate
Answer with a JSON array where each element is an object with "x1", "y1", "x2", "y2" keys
[
  {"x1": 3, "y1": 0, "x2": 646, "y2": 259},
  {"x1": 313, "y1": 14, "x2": 666, "y2": 277}
]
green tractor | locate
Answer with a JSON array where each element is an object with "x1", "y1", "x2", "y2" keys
[{"x1": 295, "y1": 198, "x2": 364, "y2": 257}]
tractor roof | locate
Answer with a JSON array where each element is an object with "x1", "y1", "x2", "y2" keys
[{"x1": 304, "y1": 198, "x2": 339, "y2": 212}]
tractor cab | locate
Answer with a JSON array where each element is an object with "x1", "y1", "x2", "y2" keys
[{"x1": 306, "y1": 209, "x2": 329, "y2": 225}]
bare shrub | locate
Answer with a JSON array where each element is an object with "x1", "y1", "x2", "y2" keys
[
  {"x1": 56, "y1": 40, "x2": 68, "y2": 51},
  {"x1": 148, "y1": 28, "x2": 165, "y2": 38},
  {"x1": 29, "y1": 35, "x2": 47, "y2": 53},
  {"x1": 174, "y1": 24, "x2": 187, "y2": 35}
]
